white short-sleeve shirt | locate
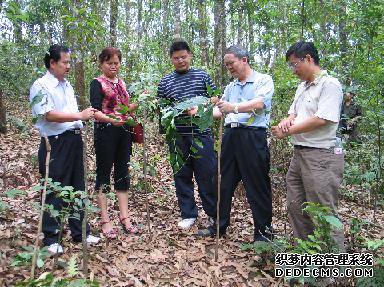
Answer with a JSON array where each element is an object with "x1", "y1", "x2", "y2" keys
[
  {"x1": 288, "y1": 71, "x2": 343, "y2": 148},
  {"x1": 29, "y1": 71, "x2": 83, "y2": 136}
]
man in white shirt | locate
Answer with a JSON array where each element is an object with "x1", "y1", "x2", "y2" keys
[
  {"x1": 272, "y1": 41, "x2": 345, "y2": 252},
  {"x1": 30, "y1": 44, "x2": 99, "y2": 254}
]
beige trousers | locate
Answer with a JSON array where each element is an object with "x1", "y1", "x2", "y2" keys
[{"x1": 286, "y1": 147, "x2": 345, "y2": 252}]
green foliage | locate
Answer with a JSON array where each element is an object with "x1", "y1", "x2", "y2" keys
[
  {"x1": 16, "y1": 272, "x2": 100, "y2": 287},
  {"x1": 356, "y1": 268, "x2": 384, "y2": 287},
  {"x1": 159, "y1": 86, "x2": 221, "y2": 173},
  {"x1": 11, "y1": 246, "x2": 50, "y2": 268},
  {"x1": 5, "y1": 188, "x2": 26, "y2": 198},
  {"x1": 0, "y1": 200, "x2": 10, "y2": 215},
  {"x1": 292, "y1": 203, "x2": 342, "y2": 254}
]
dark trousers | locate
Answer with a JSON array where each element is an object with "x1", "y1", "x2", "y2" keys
[
  {"x1": 94, "y1": 123, "x2": 132, "y2": 193},
  {"x1": 171, "y1": 132, "x2": 217, "y2": 219},
  {"x1": 210, "y1": 127, "x2": 272, "y2": 240},
  {"x1": 38, "y1": 132, "x2": 90, "y2": 246}
]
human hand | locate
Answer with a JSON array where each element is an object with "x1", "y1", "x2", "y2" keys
[
  {"x1": 129, "y1": 102, "x2": 139, "y2": 111},
  {"x1": 216, "y1": 100, "x2": 235, "y2": 114},
  {"x1": 278, "y1": 117, "x2": 295, "y2": 133},
  {"x1": 112, "y1": 121, "x2": 125, "y2": 127},
  {"x1": 80, "y1": 108, "x2": 97, "y2": 121},
  {"x1": 186, "y1": 106, "x2": 198, "y2": 116},
  {"x1": 271, "y1": 126, "x2": 287, "y2": 139}
]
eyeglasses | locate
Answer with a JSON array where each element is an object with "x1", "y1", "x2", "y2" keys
[
  {"x1": 288, "y1": 58, "x2": 304, "y2": 70},
  {"x1": 172, "y1": 55, "x2": 188, "y2": 62}
]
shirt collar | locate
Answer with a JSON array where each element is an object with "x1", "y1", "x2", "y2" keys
[
  {"x1": 304, "y1": 70, "x2": 328, "y2": 87},
  {"x1": 45, "y1": 71, "x2": 69, "y2": 88},
  {"x1": 234, "y1": 70, "x2": 257, "y2": 85}
]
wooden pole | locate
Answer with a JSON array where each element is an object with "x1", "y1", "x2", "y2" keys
[
  {"x1": 82, "y1": 124, "x2": 89, "y2": 278},
  {"x1": 214, "y1": 117, "x2": 224, "y2": 262},
  {"x1": 142, "y1": 122, "x2": 152, "y2": 240},
  {"x1": 31, "y1": 136, "x2": 51, "y2": 279}
]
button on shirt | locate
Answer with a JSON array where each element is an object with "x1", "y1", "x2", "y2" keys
[
  {"x1": 223, "y1": 70, "x2": 274, "y2": 128},
  {"x1": 288, "y1": 71, "x2": 343, "y2": 148},
  {"x1": 29, "y1": 71, "x2": 83, "y2": 136}
]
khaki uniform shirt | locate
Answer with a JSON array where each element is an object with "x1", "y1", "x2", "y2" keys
[{"x1": 288, "y1": 71, "x2": 343, "y2": 148}]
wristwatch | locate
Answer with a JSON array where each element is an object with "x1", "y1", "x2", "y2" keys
[{"x1": 233, "y1": 105, "x2": 239, "y2": 114}]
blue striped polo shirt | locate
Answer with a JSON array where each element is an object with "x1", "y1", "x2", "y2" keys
[{"x1": 157, "y1": 68, "x2": 216, "y2": 134}]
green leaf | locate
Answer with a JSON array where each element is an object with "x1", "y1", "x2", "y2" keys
[
  {"x1": 36, "y1": 258, "x2": 44, "y2": 268},
  {"x1": 67, "y1": 255, "x2": 78, "y2": 277},
  {"x1": 324, "y1": 215, "x2": 343, "y2": 229},
  {"x1": 29, "y1": 90, "x2": 45, "y2": 107}
]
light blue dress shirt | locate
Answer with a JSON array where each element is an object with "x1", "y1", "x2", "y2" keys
[
  {"x1": 29, "y1": 71, "x2": 83, "y2": 136},
  {"x1": 223, "y1": 70, "x2": 274, "y2": 128}
]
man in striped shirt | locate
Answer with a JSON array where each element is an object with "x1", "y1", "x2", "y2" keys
[{"x1": 157, "y1": 40, "x2": 216, "y2": 229}]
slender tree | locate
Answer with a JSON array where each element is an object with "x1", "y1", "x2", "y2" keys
[{"x1": 110, "y1": 0, "x2": 118, "y2": 47}]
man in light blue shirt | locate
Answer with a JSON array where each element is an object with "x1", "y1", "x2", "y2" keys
[{"x1": 198, "y1": 45, "x2": 274, "y2": 242}]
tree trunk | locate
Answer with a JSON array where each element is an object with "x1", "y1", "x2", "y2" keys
[
  {"x1": 214, "y1": 0, "x2": 226, "y2": 87},
  {"x1": 13, "y1": 0, "x2": 23, "y2": 43},
  {"x1": 110, "y1": 0, "x2": 118, "y2": 47},
  {"x1": 237, "y1": 5, "x2": 244, "y2": 45},
  {"x1": 173, "y1": 1, "x2": 181, "y2": 39},
  {"x1": 0, "y1": 90, "x2": 6, "y2": 134},
  {"x1": 72, "y1": 0, "x2": 86, "y2": 109},
  {"x1": 137, "y1": 0, "x2": 143, "y2": 44},
  {"x1": 338, "y1": 0, "x2": 348, "y2": 69},
  {"x1": 197, "y1": 0, "x2": 209, "y2": 66},
  {"x1": 247, "y1": 4, "x2": 254, "y2": 55},
  {"x1": 125, "y1": 0, "x2": 133, "y2": 81},
  {"x1": 162, "y1": 0, "x2": 170, "y2": 57},
  {"x1": 75, "y1": 61, "x2": 86, "y2": 109}
]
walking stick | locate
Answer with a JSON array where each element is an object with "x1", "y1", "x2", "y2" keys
[
  {"x1": 142, "y1": 122, "x2": 152, "y2": 240},
  {"x1": 31, "y1": 136, "x2": 51, "y2": 279},
  {"x1": 214, "y1": 117, "x2": 224, "y2": 262},
  {"x1": 82, "y1": 124, "x2": 89, "y2": 278}
]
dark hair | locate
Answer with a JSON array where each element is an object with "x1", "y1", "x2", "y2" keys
[
  {"x1": 225, "y1": 45, "x2": 250, "y2": 63},
  {"x1": 286, "y1": 41, "x2": 320, "y2": 65},
  {"x1": 169, "y1": 40, "x2": 191, "y2": 56},
  {"x1": 98, "y1": 47, "x2": 122, "y2": 64},
  {"x1": 44, "y1": 44, "x2": 70, "y2": 69}
]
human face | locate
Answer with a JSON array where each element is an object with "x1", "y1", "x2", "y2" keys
[
  {"x1": 171, "y1": 50, "x2": 192, "y2": 72},
  {"x1": 288, "y1": 54, "x2": 311, "y2": 81},
  {"x1": 100, "y1": 54, "x2": 121, "y2": 79},
  {"x1": 224, "y1": 53, "x2": 247, "y2": 79},
  {"x1": 50, "y1": 52, "x2": 71, "y2": 81}
]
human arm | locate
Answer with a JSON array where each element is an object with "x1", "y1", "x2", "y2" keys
[{"x1": 45, "y1": 108, "x2": 96, "y2": 122}]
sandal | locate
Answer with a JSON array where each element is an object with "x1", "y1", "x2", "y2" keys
[
  {"x1": 119, "y1": 217, "x2": 142, "y2": 235},
  {"x1": 101, "y1": 221, "x2": 117, "y2": 239}
]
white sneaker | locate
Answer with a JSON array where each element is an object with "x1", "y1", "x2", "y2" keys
[
  {"x1": 177, "y1": 218, "x2": 196, "y2": 229},
  {"x1": 47, "y1": 243, "x2": 63, "y2": 255},
  {"x1": 86, "y1": 234, "x2": 100, "y2": 244}
]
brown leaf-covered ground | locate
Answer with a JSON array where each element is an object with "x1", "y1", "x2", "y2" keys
[{"x1": 1, "y1": 98, "x2": 383, "y2": 286}]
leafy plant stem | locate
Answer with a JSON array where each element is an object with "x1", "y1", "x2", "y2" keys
[{"x1": 30, "y1": 136, "x2": 51, "y2": 279}]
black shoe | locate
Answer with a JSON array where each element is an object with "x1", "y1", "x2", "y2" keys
[{"x1": 196, "y1": 228, "x2": 215, "y2": 238}]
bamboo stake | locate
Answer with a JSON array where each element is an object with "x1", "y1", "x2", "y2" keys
[
  {"x1": 31, "y1": 136, "x2": 51, "y2": 279},
  {"x1": 82, "y1": 124, "x2": 89, "y2": 278},
  {"x1": 142, "y1": 123, "x2": 152, "y2": 240},
  {"x1": 214, "y1": 117, "x2": 224, "y2": 262}
]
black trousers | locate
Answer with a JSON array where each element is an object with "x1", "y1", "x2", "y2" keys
[
  {"x1": 170, "y1": 131, "x2": 217, "y2": 219},
  {"x1": 94, "y1": 123, "x2": 132, "y2": 193},
  {"x1": 38, "y1": 131, "x2": 90, "y2": 246},
  {"x1": 209, "y1": 127, "x2": 272, "y2": 240}
]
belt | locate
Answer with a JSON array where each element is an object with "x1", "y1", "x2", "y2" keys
[
  {"x1": 294, "y1": 145, "x2": 331, "y2": 150},
  {"x1": 47, "y1": 129, "x2": 81, "y2": 138},
  {"x1": 225, "y1": 122, "x2": 266, "y2": 130}
]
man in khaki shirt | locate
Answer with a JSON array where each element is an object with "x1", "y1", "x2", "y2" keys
[{"x1": 272, "y1": 41, "x2": 345, "y2": 252}]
